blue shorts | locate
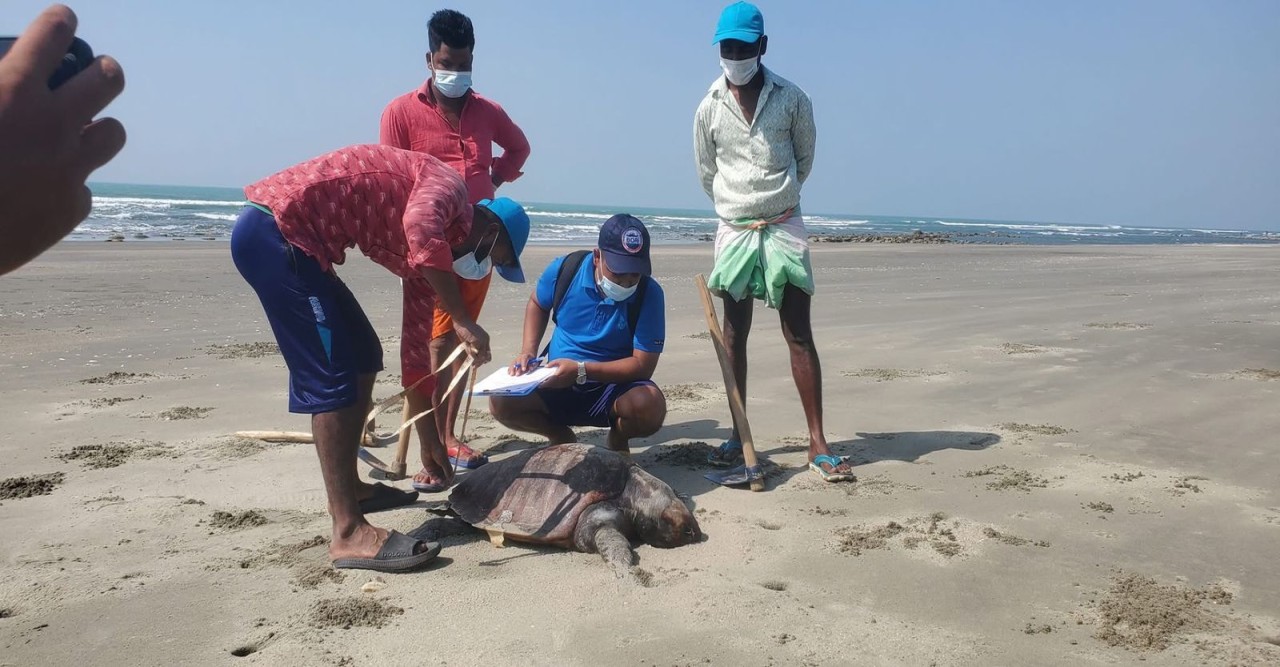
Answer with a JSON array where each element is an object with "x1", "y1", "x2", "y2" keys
[
  {"x1": 230, "y1": 206, "x2": 383, "y2": 414},
  {"x1": 537, "y1": 380, "x2": 657, "y2": 428}
]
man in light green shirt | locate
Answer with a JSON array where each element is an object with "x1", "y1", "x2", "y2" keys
[{"x1": 693, "y1": 1, "x2": 854, "y2": 482}]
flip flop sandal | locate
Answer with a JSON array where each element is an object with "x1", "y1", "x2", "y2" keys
[
  {"x1": 448, "y1": 445, "x2": 488, "y2": 470},
  {"x1": 707, "y1": 439, "x2": 743, "y2": 468},
  {"x1": 357, "y1": 482, "x2": 419, "y2": 514},
  {"x1": 411, "y1": 469, "x2": 454, "y2": 494},
  {"x1": 809, "y1": 454, "x2": 856, "y2": 483},
  {"x1": 332, "y1": 530, "x2": 441, "y2": 573}
]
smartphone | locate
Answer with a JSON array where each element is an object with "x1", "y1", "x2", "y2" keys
[{"x1": 0, "y1": 35, "x2": 94, "y2": 89}]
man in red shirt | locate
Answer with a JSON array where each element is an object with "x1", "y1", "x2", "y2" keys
[
  {"x1": 381, "y1": 10, "x2": 531, "y2": 477},
  {"x1": 232, "y1": 144, "x2": 529, "y2": 573}
]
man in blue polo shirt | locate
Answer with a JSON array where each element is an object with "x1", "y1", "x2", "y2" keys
[{"x1": 490, "y1": 215, "x2": 667, "y2": 458}]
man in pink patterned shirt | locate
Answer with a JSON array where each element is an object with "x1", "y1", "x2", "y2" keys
[
  {"x1": 231, "y1": 143, "x2": 530, "y2": 573},
  {"x1": 381, "y1": 9, "x2": 531, "y2": 474}
]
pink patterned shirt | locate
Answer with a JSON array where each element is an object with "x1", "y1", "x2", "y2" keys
[{"x1": 244, "y1": 144, "x2": 471, "y2": 384}]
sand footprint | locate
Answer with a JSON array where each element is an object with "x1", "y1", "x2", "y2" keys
[
  {"x1": 842, "y1": 368, "x2": 946, "y2": 382},
  {"x1": 1084, "y1": 322, "x2": 1151, "y2": 330},
  {"x1": 79, "y1": 371, "x2": 156, "y2": 385},
  {"x1": 832, "y1": 512, "x2": 1050, "y2": 563},
  {"x1": 204, "y1": 342, "x2": 279, "y2": 359}
]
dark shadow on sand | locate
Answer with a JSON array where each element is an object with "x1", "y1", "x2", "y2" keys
[
  {"x1": 628, "y1": 422, "x2": 1002, "y2": 500},
  {"x1": 834, "y1": 431, "x2": 1001, "y2": 464}
]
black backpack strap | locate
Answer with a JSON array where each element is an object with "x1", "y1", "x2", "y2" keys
[
  {"x1": 551, "y1": 250, "x2": 591, "y2": 326},
  {"x1": 626, "y1": 276, "x2": 650, "y2": 339},
  {"x1": 541, "y1": 250, "x2": 591, "y2": 358}
]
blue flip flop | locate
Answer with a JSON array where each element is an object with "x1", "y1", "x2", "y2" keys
[
  {"x1": 411, "y1": 469, "x2": 454, "y2": 494},
  {"x1": 707, "y1": 439, "x2": 743, "y2": 468},
  {"x1": 809, "y1": 454, "x2": 856, "y2": 483}
]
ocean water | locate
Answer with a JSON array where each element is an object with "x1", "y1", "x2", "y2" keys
[{"x1": 77, "y1": 183, "x2": 1279, "y2": 246}]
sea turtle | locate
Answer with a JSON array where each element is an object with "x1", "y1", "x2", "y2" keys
[{"x1": 447, "y1": 443, "x2": 702, "y2": 580}]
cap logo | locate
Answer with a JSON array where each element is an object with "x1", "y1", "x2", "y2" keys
[{"x1": 622, "y1": 228, "x2": 644, "y2": 254}]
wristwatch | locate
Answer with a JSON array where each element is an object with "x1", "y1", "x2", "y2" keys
[{"x1": 576, "y1": 361, "x2": 587, "y2": 385}]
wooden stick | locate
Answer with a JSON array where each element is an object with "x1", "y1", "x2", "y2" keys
[
  {"x1": 695, "y1": 274, "x2": 764, "y2": 491},
  {"x1": 390, "y1": 397, "x2": 412, "y2": 479}
]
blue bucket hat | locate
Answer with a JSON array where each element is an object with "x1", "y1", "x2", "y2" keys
[
  {"x1": 476, "y1": 197, "x2": 529, "y2": 283},
  {"x1": 713, "y1": 1, "x2": 764, "y2": 45}
]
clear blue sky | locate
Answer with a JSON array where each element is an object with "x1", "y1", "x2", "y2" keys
[{"x1": 6, "y1": 1, "x2": 1278, "y2": 229}]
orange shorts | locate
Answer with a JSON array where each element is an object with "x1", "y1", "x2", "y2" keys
[
  {"x1": 402, "y1": 274, "x2": 493, "y2": 390},
  {"x1": 431, "y1": 272, "x2": 492, "y2": 340}
]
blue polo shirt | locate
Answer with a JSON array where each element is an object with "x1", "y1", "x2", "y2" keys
[{"x1": 535, "y1": 253, "x2": 666, "y2": 363}]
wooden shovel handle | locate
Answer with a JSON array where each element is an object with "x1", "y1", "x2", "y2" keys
[{"x1": 695, "y1": 274, "x2": 763, "y2": 490}]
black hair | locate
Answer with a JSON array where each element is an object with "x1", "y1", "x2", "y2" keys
[{"x1": 428, "y1": 9, "x2": 475, "y2": 53}]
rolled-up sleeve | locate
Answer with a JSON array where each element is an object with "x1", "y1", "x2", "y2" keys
[
  {"x1": 489, "y1": 104, "x2": 530, "y2": 184},
  {"x1": 402, "y1": 161, "x2": 470, "y2": 274}
]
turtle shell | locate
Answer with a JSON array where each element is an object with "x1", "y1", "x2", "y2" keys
[{"x1": 448, "y1": 443, "x2": 632, "y2": 548}]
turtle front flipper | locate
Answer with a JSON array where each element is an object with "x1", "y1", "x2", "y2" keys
[
  {"x1": 592, "y1": 525, "x2": 637, "y2": 579},
  {"x1": 574, "y1": 503, "x2": 638, "y2": 579}
]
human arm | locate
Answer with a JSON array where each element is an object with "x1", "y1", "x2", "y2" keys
[
  {"x1": 693, "y1": 101, "x2": 717, "y2": 199},
  {"x1": 489, "y1": 105, "x2": 530, "y2": 189},
  {"x1": 0, "y1": 4, "x2": 126, "y2": 275},
  {"x1": 404, "y1": 164, "x2": 490, "y2": 363},
  {"x1": 508, "y1": 258, "x2": 562, "y2": 375},
  {"x1": 792, "y1": 91, "x2": 816, "y2": 185}
]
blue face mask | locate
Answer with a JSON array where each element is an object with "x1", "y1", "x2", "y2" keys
[
  {"x1": 432, "y1": 68, "x2": 472, "y2": 98},
  {"x1": 453, "y1": 233, "x2": 496, "y2": 281},
  {"x1": 597, "y1": 273, "x2": 638, "y2": 302}
]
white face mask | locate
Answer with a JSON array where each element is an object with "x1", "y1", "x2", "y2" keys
[
  {"x1": 432, "y1": 68, "x2": 472, "y2": 98},
  {"x1": 719, "y1": 56, "x2": 759, "y2": 86},
  {"x1": 453, "y1": 233, "x2": 496, "y2": 281},
  {"x1": 597, "y1": 273, "x2": 638, "y2": 302}
]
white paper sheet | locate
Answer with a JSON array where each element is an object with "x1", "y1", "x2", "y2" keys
[{"x1": 469, "y1": 361, "x2": 557, "y2": 397}]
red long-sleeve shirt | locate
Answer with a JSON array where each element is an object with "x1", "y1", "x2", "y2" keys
[{"x1": 380, "y1": 82, "x2": 530, "y2": 204}]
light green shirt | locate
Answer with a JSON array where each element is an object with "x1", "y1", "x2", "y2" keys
[{"x1": 693, "y1": 66, "x2": 817, "y2": 222}]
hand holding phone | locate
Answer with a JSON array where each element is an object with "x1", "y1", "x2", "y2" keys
[
  {"x1": 0, "y1": 34, "x2": 92, "y2": 89},
  {"x1": 0, "y1": 4, "x2": 126, "y2": 276}
]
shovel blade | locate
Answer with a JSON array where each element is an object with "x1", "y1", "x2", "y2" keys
[{"x1": 704, "y1": 464, "x2": 764, "y2": 488}]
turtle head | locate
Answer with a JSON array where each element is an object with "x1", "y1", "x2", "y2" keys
[{"x1": 623, "y1": 467, "x2": 703, "y2": 548}]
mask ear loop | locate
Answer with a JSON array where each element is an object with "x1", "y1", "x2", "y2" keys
[{"x1": 476, "y1": 227, "x2": 499, "y2": 264}]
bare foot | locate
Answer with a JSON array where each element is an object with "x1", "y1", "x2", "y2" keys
[
  {"x1": 446, "y1": 442, "x2": 486, "y2": 467},
  {"x1": 328, "y1": 522, "x2": 430, "y2": 561},
  {"x1": 412, "y1": 465, "x2": 453, "y2": 491}
]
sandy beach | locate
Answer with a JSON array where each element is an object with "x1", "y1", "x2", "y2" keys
[{"x1": 1, "y1": 242, "x2": 1278, "y2": 666}]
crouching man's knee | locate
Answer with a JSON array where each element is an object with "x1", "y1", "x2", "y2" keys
[
  {"x1": 489, "y1": 395, "x2": 517, "y2": 427},
  {"x1": 616, "y1": 384, "x2": 667, "y2": 437}
]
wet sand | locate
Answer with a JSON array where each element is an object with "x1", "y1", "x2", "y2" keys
[{"x1": 1, "y1": 242, "x2": 1278, "y2": 665}]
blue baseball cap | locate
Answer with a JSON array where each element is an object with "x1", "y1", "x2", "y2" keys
[
  {"x1": 713, "y1": 1, "x2": 764, "y2": 45},
  {"x1": 477, "y1": 197, "x2": 529, "y2": 283},
  {"x1": 599, "y1": 214, "x2": 651, "y2": 276}
]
